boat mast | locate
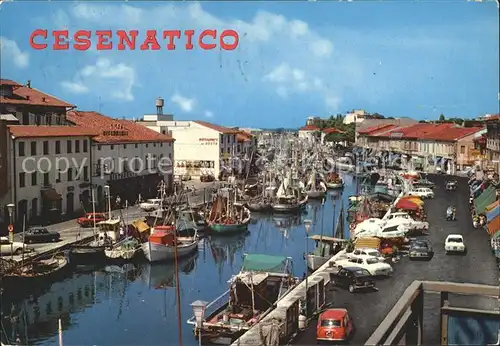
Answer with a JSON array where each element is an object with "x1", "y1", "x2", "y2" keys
[
  {"x1": 91, "y1": 187, "x2": 97, "y2": 239},
  {"x1": 173, "y1": 221, "x2": 183, "y2": 346}
]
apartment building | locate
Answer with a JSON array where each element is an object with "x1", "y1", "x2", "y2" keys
[
  {"x1": 67, "y1": 111, "x2": 174, "y2": 205},
  {"x1": 0, "y1": 79, "x2": 95, "y2": 226},
  {"x1": 485, "y1": 115, "x2": 500, "y2": 172},
  {"x1": 138, "y1": 114, "x2": 241, "y2": 179}
]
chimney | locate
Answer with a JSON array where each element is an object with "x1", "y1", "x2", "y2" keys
[
  {"x1": 26, "y1": 80, "x2": 31, "y2": 88},
  {"x1": 42, "y1": 97, "x2": 46, "y2": 102}
]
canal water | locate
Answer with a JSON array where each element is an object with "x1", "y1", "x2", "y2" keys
[{"x1": 0, "y1": 179, "x2": 357, "y2": 346}]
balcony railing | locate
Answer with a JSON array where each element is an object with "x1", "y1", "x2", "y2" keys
[{"x1": 365, "y1": 280, "x2": 499, "y2": 346}]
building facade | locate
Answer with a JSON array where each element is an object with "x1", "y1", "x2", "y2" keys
[
  {"x1": 138, "y1": 115, "x2": 242, "y2": 179},
  {"x1": 485, "y1": 115, "x2": 500, "y2": 173},
  {"x1": 67, "y1": 111, "x2": 174, "y2": 206}
]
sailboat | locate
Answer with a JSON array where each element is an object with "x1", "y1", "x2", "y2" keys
[
  {"x1": 271, "y1": 172, "x2": 308, "y2": 213},
  {"x1": 307, "y1": 201, "x2": 348, "y2": 271},
  {"x1": 304, "y1": 169, "x2": 327, "y2": 199},
  {"x1": 245, "y1": 173, "x2": 273, "y2": 212},
  {"x1": 208, "y1": 187, "x2": 251, "y2": 235}
]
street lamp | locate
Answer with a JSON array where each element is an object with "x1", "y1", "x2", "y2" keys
[
  {"x1": 191, "y1": 300, "x2": 208, "y2": 346},
  {"x1": 104, "y1": 185, "x2": 111, "y2": 218},
  {"x1": 303, "y1": 219, "x2": 312, "y2": 318},
  {"x1": 6, "y1": 203, "x2": 15, "y2": 258}
]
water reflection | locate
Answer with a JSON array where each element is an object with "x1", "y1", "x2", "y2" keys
[
  {"x1": 206, "y1": 232, "x2": 249, "y2": 279},
  {"x1": 138, "y1": 253, "x2": 198, "y2": 289}
]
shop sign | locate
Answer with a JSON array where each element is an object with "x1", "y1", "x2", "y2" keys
[
  {"x1": 199, "y1": 138, "x2": 218, "y2": 146},
  {"x1": 110, "y1": 172, "x2": 137, "y2": 181}
]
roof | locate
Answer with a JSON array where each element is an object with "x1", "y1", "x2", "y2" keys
[
  {"x1": 236, "y1": 131, "x2": 252, "y2": 142},
  {"x1": 365, "y1": 123, "x2": 484, "y2": 142},
  {"x1": 8, "y1": 125, "x2": 98, "y2": 138},
  {"x1": 193, "y1": 121, "x2": 239, "y2": 134},
  {"x1": 67, "y1": 111, "x2": 174, "y2": 143},
  {"x1": 0, "y1": 79, "x2": 74, "y2": 108},
  {"x1": 320, "y1": 309, "x2": 347, "y2": 319},
  {"x1": 323, "y1": 127, "x2": 344, "y2": 134},
  {"x1": 484, "y1": 114, "x2": 500, "y2": 122},
  {"x1": 299, "y1": 124, "x2": 319, "y2": 131},
  {"x1": 358, "y1": 124, "x2": 398, "y2": 135}
]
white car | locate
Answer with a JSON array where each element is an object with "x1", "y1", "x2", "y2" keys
[
  {"x1": 336, "y1": 255, "x2": 393, "y2": 276},
  {"x1": 348, "y1": 248, "x2": 386, "y2": 262},
  {"x1": 407, "y1": 187, "x2": 434, "y2": 199},
  {"x1": 139, "y1": 198, "x2": 162, "y2": 212},
  {"x1": 0, "y1": 236, "x2": 27, "y2": 255},
  {"x1": 444, "y1": 234, "x2": 466, "y2": 254}
]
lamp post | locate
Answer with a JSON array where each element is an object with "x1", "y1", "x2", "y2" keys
[
  {"x1": 304, "y1": 219, "x2": 312, "y2": 318},
  {"x1": 104, "y1": 185, "x2": 111, "y2": 219},
  {"x1": 7, "y1": 203, "x2": 15, "y2": 259},
  {"x1": 191, "y1": 300, "x2": 208, "y2": 346}
]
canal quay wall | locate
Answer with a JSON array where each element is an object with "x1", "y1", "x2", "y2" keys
[{"x1": 231, "y1": 181, "x2": 410, "y2": 346}]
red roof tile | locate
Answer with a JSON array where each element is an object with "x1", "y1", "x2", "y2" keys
[
  {"x1": 299, "y1": 124, "x2": 319, "y2": 131},
  {"x1": 366, "y1": 123, "x2": 485, "y2": 142},
  {"x1": 0, "y1": 79, "x2": 74, "y2": 108},
  {"x1": 484, "y1": 114, "x2": 500, "y2": 121},
  {"x1": 322, "y1": 127, "x2": 344, "y2": 134},
  {"x1": 67, "y1": 111, "x2": 174, "y2": 143},
  {"x1": 194, "y1": 121, "x2": 239, "y2": 134},
  {"x1": 419, "y1": 126, "x2": 484, "y2": 141},
  {"x1": 8, "y1": 125, "x2": 98, "y2": 138},
  {"x1": 236, "y1": 131, "x2": 252, "y2": 142},
  {"x1": 358, "y1": 124, "x2": 396, "y2": 135}
]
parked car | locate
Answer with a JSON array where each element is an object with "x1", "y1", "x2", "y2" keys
[
  {"x1": 0, "y1": 236, "x2": 31, "y2": 255},
  {"x1": 24, "y1": 227, "x2": 60, "y2": 244},
  {"x1": 335, "y1": 256, "x2": 393, "y2": 277},
  {"x1": 77, "y1": 212, "x2": 108, "y2": 227},
  {"x1": 139, "y1": 198, "x2": 163, "y2": 212},
  {"x1": 409, "y1": 239, "x2": 434, "y2": 260},
  {"x1": 444, "y1": 234, "x2": 466, "y2": 255},
  {"x1": 316, "y1": 308, "x2": 355, "y2": 342},
  {"x1": 329, "y1": 266, "x2": 376, "y2": 293},
  {"x1": 347, "y1": 247, "x2": 386, "y2": 262},
  {"x1": 407, "y1": 187, "x2": 434, "y2": 199},
  {"x1": 414, "y1": 178, "x2": 435, "y2": 189}
]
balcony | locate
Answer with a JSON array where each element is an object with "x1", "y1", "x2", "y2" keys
[{"x1": 366, "y1": 280, "x2": 499, "y2": 345}]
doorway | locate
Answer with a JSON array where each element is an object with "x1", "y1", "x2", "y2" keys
[{"x1": 66, "y1": 193, "x2": 74, "y2": 215}]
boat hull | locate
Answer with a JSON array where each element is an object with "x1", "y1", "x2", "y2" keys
[
  {"x1": 306, "y1": 191, "x2": 326, "y2": 199},
  {"x1": 246, "y1": 202, "x2": 271, "y2": 212},
  {"x1": 209, "y1": 223, "x2": 248, "y2": 234},
  {"x1": 70, "y1": 245, "x2": 106, "y2": 262},
  {"x1": 326, "y1": 182, "x2": 344, "y2": 189},
  {"x1": 104, "y1": 248, "x2": 138, "y2": 260},
  {"x1": 141, "y1": 240, "x2": 199, "y2": 262}
]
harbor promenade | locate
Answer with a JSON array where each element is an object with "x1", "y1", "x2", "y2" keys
[{"x1": 232, "y1": 174, "x2": 499, "y2": 345}]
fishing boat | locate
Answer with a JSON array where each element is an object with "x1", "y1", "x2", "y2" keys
[
  {"x1": 304, "y1": 169, "x2": 327, "y2": 199},
  {"x1": 104, "y1": 237, "x2": 141, "y2": 261},
  {"x1": 141, "y1": 225, "x2": 199, "y2": 262},
  {"x1": 70, "y1": 218, "x2": 121, "y2": 262},
  {"x1": 187, "y1": 253, "x2": 299, "y2": 345},
  {"x1": 2, "y1": 252, "x2": 70, "y2": 287},
  {"x1": 271, "y1": 174, "x2": 308, "y2": 213},
  {"x1": 325, "y1": 172, "x2": 344, "y2": 189},
  {"x1": 208, "y1": 189, "x2": 251, "y2": 235}
]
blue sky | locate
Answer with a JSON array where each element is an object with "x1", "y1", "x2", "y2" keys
[{"x1": 1, "y1": 1, "x2": 498, "y2": 128}]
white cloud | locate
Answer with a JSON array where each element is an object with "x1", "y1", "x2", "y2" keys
[
  {"x1": 60, "y1": 81, "x2": 88, "y2": 94},
  {"x1": 204, "y1": 110, "x2": 214, "y2": 118},
  {"x1": 0, "y1": 36, "x2": 29, "y2": 69},
  {"x1": 171, "y1": 93, "x2": 196, "y2": 113},
  {"x1": 61, "y1": 58, "x2": 135, "y2": 101}
]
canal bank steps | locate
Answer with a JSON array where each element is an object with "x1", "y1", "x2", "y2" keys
[{"x1": 231, "y1": 187, "x2": 409, "y2": 345}]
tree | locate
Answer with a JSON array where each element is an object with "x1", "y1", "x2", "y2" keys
[{"x1": 439, "y1": 114, "x2": 446, "y2": 122}]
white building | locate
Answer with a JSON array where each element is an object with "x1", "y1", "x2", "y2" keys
[
  {"x1": 298, "y1": 124, "x2": 320, "y2": 141},
  {"x1": 343, "y1": 109, "x2": 369, "y2": 124},
  {"x1": 138, "y1": 114, "x2": 243, "y2": 179},
  {"x1": 67, "y1": 111, "x2": 174, "y2": 204}
]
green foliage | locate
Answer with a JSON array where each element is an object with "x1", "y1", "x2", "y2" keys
[
  {"x1": 439, "y1": 114, "x2": 446, "y2": 121},
  {"x1": 320, "y1": 115, "x2": 356, "y2": 143}
]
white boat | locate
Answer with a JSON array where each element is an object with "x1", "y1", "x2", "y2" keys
[
  {"x1": 305, "y1": 170, "x2": 327, "y2": 199},
  {"x1": 142, "y1": 226, "x2": 199, "y2": 262},
  {"x1": 105, "y1": 238, "x2": 140, "y2": 260},
  {"x1": 271, "y1": 174, "x2": 308, "y2": 212}
]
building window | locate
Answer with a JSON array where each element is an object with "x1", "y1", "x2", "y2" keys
[
  {"x1": 98, "y1": 145, "x2": 101, "y2": 151},
  {"x1": 123, "y1": 144, "x2": 127, "y2": 149},
  {"x1": 43, "y1": 141, "x2": 49, "y2": 155},
  {"x1": 110, "y1": 145, "x2": 114, "y2": 150},
  {"x1": 67, "y1": 140, "x2": 72, "y2": 153},
  {"x1": 31, "y1": 172, "x2": 37, "y2": 186},
  {"x1": 145, "y1": 144, "x2": 148, "y2": 148},
  {"x1": 135, "y1": 144, "x2": 138, "y2": 148},
  {"x1": 19, "y1": 172, "x2": 26, "y2": 187},
  {"x1": 83, "y1": 166, "x2": 89, "y2": 181},
  {"x1": 83, "y1": 140, "x2": 88, "y2": 153},
  {"x1": 18, "y1": 142, "x2": 25, "y2": 157},
  {"x1": 75, "y1": 140, "x2": 80, "y2": 153},
  {"x1": 68, "y1": 169, "x2": 73, "y2": 181},
  {"x1": 55, "y1": 141, "x2": 61, "y2": 154},
  {"x1": 135, "y1": 157, "x2": 140, "y2": 171},
  {"x1": 168, "y1": 153, "x2": 172, "y2": 159},
  {"x1": 56, "y1": 170, "x2": 61, "y2": 183},
  {"x1": 460, "y1": 145, "x2": 465, "y2": 154},
  {"x1": 30, "y1": 141, "x2": 37, "y2": 156},
  {"x1": 43, "y1": 172, "x2": 50, "y2": 186}
]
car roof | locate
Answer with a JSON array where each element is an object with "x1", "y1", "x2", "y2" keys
[
  {"x1": 343, "y1": 266, "x2": 365, "y2": 272},
  {"x1": 320, "y1": 308, "x2": 347, "y2": 319},
  {"x1": 446, "y1": 234, "x2": 463, "y2": 238}
]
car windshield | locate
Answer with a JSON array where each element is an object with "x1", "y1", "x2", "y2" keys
[
  {"x1": 448, "y1": 238, "x2": 463, "y2": 243},
  {"x1": 321, "y1": 319, "x2": 341, "y2": 327},
  {"x1": 366, "y1": 258, "x2": 379, "y2": 264},
  {"x1": 412, "y1": 241, "x2": 428, "y2": 248},
  {"x1": 367, "y1": 251, "x2": 379, "y2": 257}
]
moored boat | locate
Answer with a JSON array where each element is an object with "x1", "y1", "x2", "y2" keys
[
  {"x1": 105, "y1": 237, "x2": 141, "y2": 261},
  {"x1": 187, "y1": 253, "x2": 299, "y2": 345},
  {"x1": 141, "y1": 225, "x2": 199, "y2": 262},
  {"x1": 325, "y1": 172, "x2": 344, "y2": 189},
  {"x1": 70, "y1": 218, "x2": 121, "y2": 262},
  {"x1": 208, "y1": 190, "x2": 251, "y2": 235}
]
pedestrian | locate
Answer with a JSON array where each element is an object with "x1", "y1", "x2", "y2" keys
[
  {"x1": 116, "y1": 195, "x2": 121, "y2": 209},
  {"x1": 119, "y1": 226, "x2": 125, "y2": 239}
]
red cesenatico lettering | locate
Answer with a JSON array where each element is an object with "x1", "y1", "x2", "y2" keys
[{"x1": 28, "y1": 29, "x2": 240, "y2": 51}]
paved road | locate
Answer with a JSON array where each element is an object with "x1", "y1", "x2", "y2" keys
[{"x1": 292, "y1": 174, "x2": 499, "y2": 345}]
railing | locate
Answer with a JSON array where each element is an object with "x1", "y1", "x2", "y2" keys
[
  {"x1": 365, "y1": 280, "x2": 499, "y2": 345},
  {"x1": 186, "y1": 289, "x2": 230, "y2": 326}
]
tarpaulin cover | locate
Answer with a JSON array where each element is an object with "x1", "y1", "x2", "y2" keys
[
  {"x1": 401, "y1": 196, "x2": 424, "y2": 205},
  {"x1": 486, "y1": 205, "x2": 499, "y2": 223},
  {"x1": 241, "y1": 254, "x2": 287, "y2": 273},
  {"x1": 395, "y1": 199, "x2": 419, "y2": 211},
  {"x1": 485, "y1": 200, "x2": 499, "y2": 212},
  {"x1": 474, "y1": 186, "x2": 496, "y2": 214},
  {"x1": 487, "y1": 215, "x2": 500, "y2": 236}
]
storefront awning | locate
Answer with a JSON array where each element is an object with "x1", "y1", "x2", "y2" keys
[
  {"x1": 474, "y1": 186, "x2": 496, "y2": 214},
  {"x1": 41, "y1": 189, "x2": 62, "y2": 201},
  {"x1": 485, "y1": 200, "x2": 499, "y2": 212},
  {"x1": 487, "y1": 215, "x2": 499, "y2": 236}
]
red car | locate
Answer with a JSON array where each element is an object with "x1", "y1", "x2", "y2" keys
[
  {"x1": 316, "y1": 308, "x2": 354, "y2": 343},
  {"x1": 77, "y1": 213, "x2": 107, "y2": 227}
]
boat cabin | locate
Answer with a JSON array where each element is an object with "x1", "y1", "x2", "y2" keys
[
  {"x1": 149, "y1": 230, "x2": 176, "y2": 246},
  {"x1": 309, "y1": 235, "x2": 348, "y2": 258},
  {"x1": 96, "y1": 219, "x2": 121, "y2": 242}
]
